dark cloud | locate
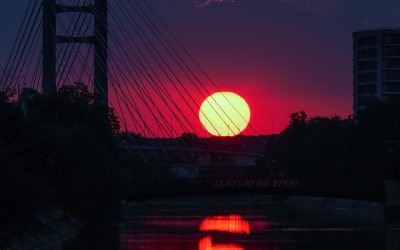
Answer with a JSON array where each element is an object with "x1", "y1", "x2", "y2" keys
[
  {"x1": 194, "y1": 0, "x2": 237, "y2": 8},
  {"x1": 279, "y1": 0, "x2": 338, "y2": 11},
  {"x1": 194, "y1": 0, "x2": 337, "y2": 10}
]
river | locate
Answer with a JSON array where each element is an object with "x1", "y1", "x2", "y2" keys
[{"x1": 48, "y1": 196, "x2": 399, "y2": 250}]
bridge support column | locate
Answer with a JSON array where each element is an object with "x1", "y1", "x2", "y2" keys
[
  {"x1": 42, "y1": 0, "x2": 57, "y2": 96},
  {"x1": 41, "y1": 0, "x2": 108, "y2": 105},
  {"x1": 94, "y1": 0, "x2": 108, "y2": 105}
]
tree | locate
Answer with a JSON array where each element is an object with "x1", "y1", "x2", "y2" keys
[
  {"x1": 260, "y1": 111, "x2": 354, "y2": 181},
  {"x1": 0, "y1": 83, "x2": 123, "y2": 226},
  {"x1": 0, "y1": 91, "x2": 43, "y2": 230}
]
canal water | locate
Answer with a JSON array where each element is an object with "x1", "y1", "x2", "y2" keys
[{"x1": 52, "y1": 196, "x2": 399, "y2": 250}]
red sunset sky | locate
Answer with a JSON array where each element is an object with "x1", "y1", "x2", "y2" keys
[{"x1": 1, "y1": 0, "x2": 400, "y2": 136}]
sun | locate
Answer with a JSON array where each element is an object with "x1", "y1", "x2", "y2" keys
[{"x1": 199, "y1": 92, "x2": 251, "y2": 137}]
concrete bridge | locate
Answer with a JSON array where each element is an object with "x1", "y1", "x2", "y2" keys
[
  {"x1": 124, "y1": 177, "x2": 385, "y2": 203},
  {"x1": 124, "y1": 145, "x2": 264, "y2": 167}
]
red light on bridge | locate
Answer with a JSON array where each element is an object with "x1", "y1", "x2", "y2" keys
[
  {"x1": 199, "y1": 215, "x2": 250, "y2": 234},
  {"x1": 199, "y1": 236, "x2": 244, "y2": 250}
]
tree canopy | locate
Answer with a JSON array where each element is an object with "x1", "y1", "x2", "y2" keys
[{"x1": 259, "y1": 101, "x2": 400, "y2": 199}]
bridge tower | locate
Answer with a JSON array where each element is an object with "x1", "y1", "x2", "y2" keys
[{"x1": 42, "y1": 0, "x2": 108, "y2": 105}]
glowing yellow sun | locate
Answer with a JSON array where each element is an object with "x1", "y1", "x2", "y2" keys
[{"x1": 199, "y1": 92, "x2": 251, "y2": 137}]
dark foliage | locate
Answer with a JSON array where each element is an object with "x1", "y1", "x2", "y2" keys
[
  {"x1": 0, "y1": 84, "x2": 123, "y2": 231},
  {"x1": 259, "y1": 101, "x2": 400, "y2": 199}
]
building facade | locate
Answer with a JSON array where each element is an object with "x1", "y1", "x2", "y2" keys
[{"x1": 353, "y1": 28, "x2": 400, "y2": 114}]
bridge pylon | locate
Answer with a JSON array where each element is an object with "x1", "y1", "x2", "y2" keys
[{"x1": 42, "y1": 0, "x2": 108, "y2": 105}]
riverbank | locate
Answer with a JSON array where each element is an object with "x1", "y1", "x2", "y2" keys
[
  {"x1": 284, "y1": 196, "x2": 384, "y2": 219},
  {"x1": 1, "y1": 209, "x2": 79, "y2": 250}
]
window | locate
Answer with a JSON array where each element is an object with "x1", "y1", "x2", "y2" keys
[
  {"x1": 383, "y1": 46, "x2": 400, "y2": 57},
  {"x1": 358, "y1": 72, "x2": 377, "y2": 82},
  {"x1": 358, "y1": 84, "x2": 377, "y2": 94},
  {"x1": 358, "y1": 48, "x2": 377, "y2": 59},
  {"x1": 383, "y1": 81, "x2": 400, "y2": 92},
  {"x1": 382, "y1": 34, "x2": 400, "y2": 44},
  {"x1": 357, "y1": 36, "x2": 377, "y2": 47},
  {"x1": 358, "y1": 60, "x2": 376, "y2": 70},
  {"x1": 383, "y1": 94, "x2": 400, "y2": 102},
  {"x1": 358, "y1": 96, "x2": 378, "y2": 106},
  {"x1": 383, "y1": 58, "x2": 400, "y2": 68},
  {"x1": 383, "y1": 70, "x2": 400, "y2": 80}
]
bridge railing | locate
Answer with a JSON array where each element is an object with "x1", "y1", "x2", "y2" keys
[{"x1": 125, "y1": 177, "x2": 384, "y2": 202}]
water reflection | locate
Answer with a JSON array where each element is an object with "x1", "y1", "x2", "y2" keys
[
  {"x1": 199, "y1": 215, "x2": 250, "y2": 250},
  {"x1": 200, "y1": 215, "x2": 250, "y2": 234},
  {"x1": 122, "y1": 210, "x2": 264, "y2": 250},
  {"x1": 57, "y1": 198, "x2": 400, "y2": 250},
  {"x1": 199, "y1": 236, "x2": 244, "y2": 250},
  {"x1": 119, "y1": 200, "x2": 394, "y2": 250}
]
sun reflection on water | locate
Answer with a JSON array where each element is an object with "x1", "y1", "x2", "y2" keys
[
  {"x1": 199, "y1": 215, "x2": 250, "y2": 234},
  {"x1": 199, "y1": 215, "x2": 250, "y2": 250},
  {"x1": 199, "y1": 236, "x2": 245, "y2": 250}
]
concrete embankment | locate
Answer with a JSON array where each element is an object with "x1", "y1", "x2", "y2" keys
[
  {"x1": 284, "y1": 196, "x2": 385, "y2": 222},
  {"x1": 284, "y1": 180, "x2": 400, "y2": 224},
  {"x1": 1, "y1": 209, "x2": 78, "y2": 250}
]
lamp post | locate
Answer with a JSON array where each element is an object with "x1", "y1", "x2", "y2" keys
[{"x1": 266, "y1": 116, "x2": 275, "y2": 135}]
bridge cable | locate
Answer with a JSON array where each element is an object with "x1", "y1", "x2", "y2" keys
[
  {"x1": 56, "y1": 0, "x2": 90, "y2": 87},
  {"x1": 140, "y1": 0, "x2": 262, "y2": 138},
  {"x1": 107, "y1": 6, "x2": 198, "y2": 140},
  {"x1": 3, "y1": 1, "x2": 41, "y2": 94},
  {"x1": 114, "y1": 1, "x2": 223, "y2": 138},
  {"x1": 0, "y1": 0, "x2": 35, "y2": 91},
  {"x1": 130, "y1": 0, "x2": 243, "y2": 138},
  {"x1": 8, "y1": 18, "x2": 43, "y2": 94},
  {"x1": 108, "y1": 4, "x2": 209, "y2": 151}
]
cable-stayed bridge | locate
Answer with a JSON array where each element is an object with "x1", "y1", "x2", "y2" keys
[
  {"x1": 0, "y1": 0, "x2": 264, "y2": 163},
  {"x1": 0, "y1": 0, "x2": 260, "y2": 138},
  {"x1": 0, "y1": 1, "x2": 389, "y2": 203}
]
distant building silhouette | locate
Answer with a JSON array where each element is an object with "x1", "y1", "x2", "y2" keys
[{"x1": 353, "y1": 28, "x2": 400, "y2": 113}]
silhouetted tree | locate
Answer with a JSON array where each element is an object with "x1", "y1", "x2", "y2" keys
[
  {"x1": 259, "y1": 101, "x2": 400, "y2": 199},
  {"x1": 0, "y1": 83, "x2": 124, "y2": 228},
  {"x1": 0, "y1": 91, "x2": 44, "y2": 231},
  {"x1": 260, "y1": 113, "x2": 350, "y2": 185}
]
